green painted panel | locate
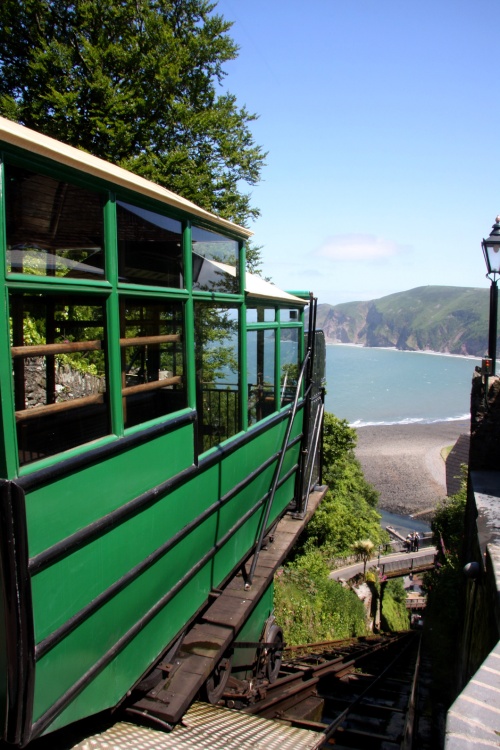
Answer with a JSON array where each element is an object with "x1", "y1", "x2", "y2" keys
[
  {"x1": 32, "y1": 468, "x2": 219, "y2": 642},
  {"x1": 25, "y1": 424, "x2": 194, "y2": 557},
  {"x1": 33, "y1": 526, "x2": 214, "y2": 721},
  {"x1": 281, "y1": 443, "x2": 300, "y2": 476},
  {"x1": 275, "y1": 475, "x2": 297, "y2": 516},
  {"x1": 212, "y1": 517, "x2": 262, "y2": 584},
  {"x1": 39, "y1": 569, "x2": 210, "y2": 734},
  {"x1": 220, "y1": 420, "x2": 288, "y2": 495},
  {"x1": 217, "y1": 465, "x2": 275, "y2": 542},
  {"x1": 29, "y1": 415, "x2": 304, "y2": 736},
  {"x1": 213, "y1": 478, "x2": 297, "y2": 591},
  {"x1": 231, "y1": 583, "x2": 274, "y2": 673}
]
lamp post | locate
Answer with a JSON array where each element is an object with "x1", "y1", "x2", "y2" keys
[{"x1": 481, "y1": 216, "x2": 500, "y2": 375}]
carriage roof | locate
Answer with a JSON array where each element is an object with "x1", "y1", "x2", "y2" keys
[{"x1": 0, "y1": 116, "x2": 252, "y2": 240}]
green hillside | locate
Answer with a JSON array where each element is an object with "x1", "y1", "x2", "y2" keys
[{"x1": 317, "y1": 285, "x2": 491, "y2": 356}]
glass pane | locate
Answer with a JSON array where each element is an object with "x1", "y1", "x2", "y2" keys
[
  {"x1": 246, "y1": 306, "x2": 276, "y2": 323},
  {"x1": 10, "y1": 293, "x2": 109, "y2": 466},
  {"x1": 247, "y1": 329, "x2": 276, "y2": 426},
  {"x1": 5, "y1": 163, "x2": 105, "y2": 279},
  {"x1": 117, "y1": 201, "x2": 183, "y2": 288},
  {"x1": 192, "y1": 226, "x2": 239, "y2": 294},
  {"x1": 120, "y1": 298, "x2": 186, "y2": 428},
  {"x1": 280, "y1": 328, "x2": 300, "y2": 407},
  {"x1": 194, "y1": 303, "x2": 239, "y2": 451}
]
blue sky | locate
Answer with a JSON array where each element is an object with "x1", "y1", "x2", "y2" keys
[{"x1": 216, "y1": 0, "x2": 499, "y2": 306}]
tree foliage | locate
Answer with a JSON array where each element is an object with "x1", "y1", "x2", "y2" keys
[
  {"x1": 322, "y1": 413, "x2": 379, "y2": 507},
  {"x1": 0, "y1": 0, "x2": 266, "y2": 228},
  {"x1": 296, "y1": 413, "x2": 385, "y2": 560}
]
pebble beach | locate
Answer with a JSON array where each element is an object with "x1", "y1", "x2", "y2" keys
[{"x1": 354, "y1": 420, "x2": 470, "y2": 516}]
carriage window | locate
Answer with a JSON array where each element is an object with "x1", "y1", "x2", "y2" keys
[
  {"x1": 194, "y1": 303, "x2": 239, "y2": 451},
  {"x1": 10, "y1": 292, "x2": 109, "y2": 466},
  {"x1": 192, "y1": 226, "x2": 239, "y2": 294},
  {"x1": 246, "y1": 306, "x2": 275, "y2": 323},
  {"x1": 117, "y1": 201, "x2": 183, "y2": 288},
  {"x1": 247, "y1": 329, "x2": 276, "y2": 426},
  {"x1": 120, "y1": 298, "x2": 186, "y2": 428},
  {"x1": 5, "y1": 163, "x2": 105, "y2": 279},
  {"x1": 280, "y1": 328, "x2": 300, "y2": 407}
]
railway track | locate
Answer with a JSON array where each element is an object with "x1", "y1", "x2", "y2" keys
[{"x1": 224, "y1": 632, "x2": 425, "y2": 749}]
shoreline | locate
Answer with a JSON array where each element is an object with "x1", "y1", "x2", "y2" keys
[
  {"x1": 354, "y1": 419, "x2": 469, "y2": 517},
  {"x1": 326, "y1": 341, "x2": 482, "y2": 363},
  {"x1": 349, "y1": 415, "x2": 470, "y2": 429}
]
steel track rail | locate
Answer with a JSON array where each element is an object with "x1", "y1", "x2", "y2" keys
[
  {"x1": 321, "y1": 632, "x2": 420, "y2": 746},
  {"x1": 238, "y1": 633, "x2": 411, "y2": 714}
]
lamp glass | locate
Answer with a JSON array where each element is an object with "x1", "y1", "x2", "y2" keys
[{"x1": 483, "y1": 240, "x2": 500, "y2": 275}]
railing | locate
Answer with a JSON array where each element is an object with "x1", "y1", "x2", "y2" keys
[
  {"x1": 405, "y1": 597, "x2": 427, "y2": 610},
  {"x1": 199, "y1": 385, "x2": 239, "y2": 450},
  {"x1": 387, "y1": 535, "x2": 434, "y2": 554},
  {"x1": 379, "y1": 552, "x2": 436, "y2": 578}
]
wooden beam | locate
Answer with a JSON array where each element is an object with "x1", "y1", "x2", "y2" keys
[
  {"x1": 121, "y1": 376, "x2": 182, "y2": 397},
  {"x1": 11, "y1": 340, "x2": 103, "y2": 358},
  {"x1": 15, "y1": 393, "x2": 104, "y2": 421}
]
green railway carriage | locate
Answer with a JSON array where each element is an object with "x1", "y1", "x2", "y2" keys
[{"x1": 0, "y1": 117, "x2": 325, "y2": 746}]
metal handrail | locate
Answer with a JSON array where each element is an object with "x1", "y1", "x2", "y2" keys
[
  {"x1": 244, "y1": 349, "x2": 311, "y2": 589},
  {"x1": 299, "y1": 400, "x2": 324, "y2": 514}
]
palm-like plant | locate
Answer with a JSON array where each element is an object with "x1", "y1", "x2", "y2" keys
[{"x1": 352, "y1": 539, "x2": 375, "y2": 578}]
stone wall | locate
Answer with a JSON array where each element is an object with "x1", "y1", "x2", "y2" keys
[
  {"x1": 445, "y1": 369, "x2": 500, "y2": 748},
  {"x1": 24, "y1": 358, "x2": 105, "y2": 408}
]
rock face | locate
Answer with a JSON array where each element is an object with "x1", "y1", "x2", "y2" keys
[{"x1": 316, "y1": 285, "x2": 491, "y2": 357}]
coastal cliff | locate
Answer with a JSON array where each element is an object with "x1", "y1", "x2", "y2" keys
[{"x1": 317, "y1": 285, "x2": 491, "y2": 357}]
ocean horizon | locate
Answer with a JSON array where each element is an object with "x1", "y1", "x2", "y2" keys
[{"x1": 324, "y1": 343, "x2": 480, "y2": 427}]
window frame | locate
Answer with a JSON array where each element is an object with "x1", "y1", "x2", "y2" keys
[
  {"x1": 245, "y1": 305, "x2": 304, "y2": 429},
  {"x1": 0, "y1": 155, "x2": 201, "y2": 473},
  {"x1": 0, "y1": 148, "x2": 304, "y2": 474}
]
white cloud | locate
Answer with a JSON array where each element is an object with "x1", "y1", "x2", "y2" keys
[{"x1": 316, "y1": 234, "x2": 411, "y2": 261}]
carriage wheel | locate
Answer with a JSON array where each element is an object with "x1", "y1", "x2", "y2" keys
[
  {"x1": 202, "y1": 656, "x2": 232, "y2": 704},
  {"x1": 265, "y1": 624, "x2": 283, "y2": 683}
]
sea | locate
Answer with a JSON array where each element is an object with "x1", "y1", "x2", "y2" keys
[
  {"x1": 324, "y1": 344, "x2": 480, "y2": 535},
  {"x1": 324, "y1": 344, "x2": 480, "y2": 427}
]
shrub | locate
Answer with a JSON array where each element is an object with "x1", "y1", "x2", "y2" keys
[
  {"x1": 381, "y1": 579, "x2": 410, "y2": 631},
  {"x1": 274, "y1": 564, "x2": 367, "y2": 645}
]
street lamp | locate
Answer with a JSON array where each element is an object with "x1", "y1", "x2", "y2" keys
[{"x1": 481, "y1": 216, "x2": 500, "y2": 375}]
